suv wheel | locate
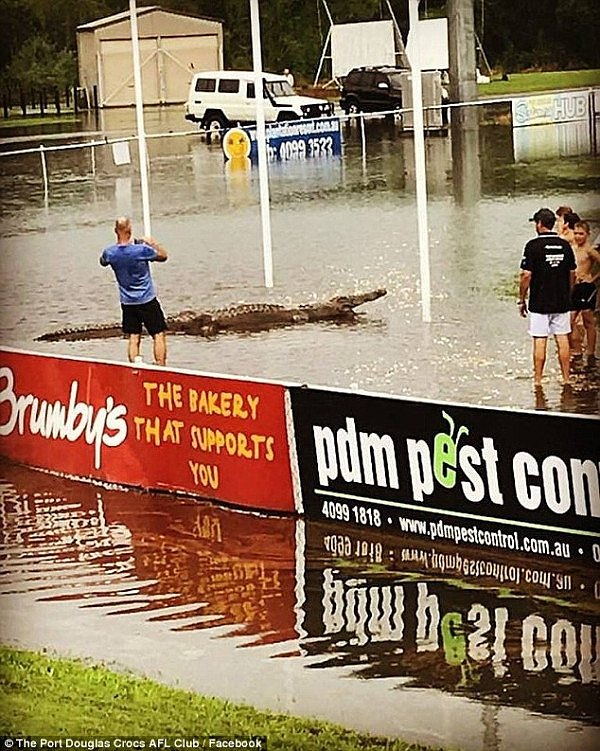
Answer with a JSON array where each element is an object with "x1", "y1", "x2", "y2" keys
[
  {"x1": 202, "y1": 111, "x2": 229, "y2": 138},
  {"x1": 343, "y1": 98, "x2": 361, "y2": 116}
]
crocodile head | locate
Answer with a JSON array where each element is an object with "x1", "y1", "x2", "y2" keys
[{"x1": 330, "y1": 288, "x2": 387, "y2": 311}]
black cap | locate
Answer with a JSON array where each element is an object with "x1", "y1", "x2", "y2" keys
[{"x1": 529, "y1": 208, "x2": 556, "y2": 228}]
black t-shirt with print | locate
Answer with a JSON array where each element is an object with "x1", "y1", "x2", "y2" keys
[{"x1": 520, "y1": 232, "x2": 576, "y2": 313}]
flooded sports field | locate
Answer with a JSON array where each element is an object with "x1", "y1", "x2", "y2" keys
[
  {"x1": 0, "y1": 106, "x2": 599, "y2": 414},
  {"x1": 0, "y1": 106, "x2": 599, "y2": 750}
]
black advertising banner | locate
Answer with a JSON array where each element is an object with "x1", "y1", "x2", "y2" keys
[{"x1": 290, "y1": 387, "x2": 600, "y2": 563}]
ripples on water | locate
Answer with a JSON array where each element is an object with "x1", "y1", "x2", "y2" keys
[
  {"x1": 0, "y1": 110, "x2": 599, "y2": 414},
  {"x1": 0, "y1": 462, "x2": 296, "y2": 645},
  {"x1": 1, "y1": 460, "x2": 599, "y2": 750},
  {"x1": 2, "y1": 108, "x2": 600, "y2": 751}
]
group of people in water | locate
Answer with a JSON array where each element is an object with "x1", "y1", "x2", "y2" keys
[
  {"x1": 519, "y1": 205, "x2": 600, "y2": 387},
  {"x1": 98, "y1": 209, "x2": 599, "y2": 395}
]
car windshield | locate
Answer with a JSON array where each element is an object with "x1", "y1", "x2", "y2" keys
[{"x1": 265, "y1": 80, "x2": 294, "y2": 97}]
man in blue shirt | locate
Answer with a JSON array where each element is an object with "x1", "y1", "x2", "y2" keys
[{"x1": 100, "y1": 216, "x2": 168, "y2": 365}]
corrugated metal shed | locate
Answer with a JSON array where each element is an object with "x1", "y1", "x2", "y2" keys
[{"x1": 77, "y1": 5, "x2": 223, "y2": 108}]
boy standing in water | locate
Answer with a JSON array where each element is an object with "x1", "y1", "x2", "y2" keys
[{"x1": 569, "y1": 220, "x2": 600, "y2": 362}]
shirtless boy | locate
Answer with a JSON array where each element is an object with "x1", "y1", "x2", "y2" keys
[
  {"x1": 569, "y1": 220, "x2": 600, "y2": 360},
  {"x1": 555, "y1": 205, "x2": 573, "y2": 236},
  {"x1": 559, "y1": 211, "x2": 581, "y2": 246}
]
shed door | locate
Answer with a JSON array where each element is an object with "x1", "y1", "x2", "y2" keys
[
  {"x1": 100, "y1": 38, "x2": 159, "y2": 107},
  {"x1": 99, "y1": 35, "x2": 220, "y2": 107},
  {"x1": 159, "y1": 35, "x2": 220, "y2": 103}
]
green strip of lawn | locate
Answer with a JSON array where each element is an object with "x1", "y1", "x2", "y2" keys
[
  {"x1": 0, "y1": 646, "x2": 446, "y2": 751},
  {"x1": 0, "y1": 113, "x2": 80, "y2": 129},
  {"x1": 479, "y1": 68, "x2": 600, "y2": 96}
]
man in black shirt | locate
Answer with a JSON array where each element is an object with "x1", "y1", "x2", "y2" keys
[{"x1": 519, "y1": 208, "x2": 576, "y2": 386}]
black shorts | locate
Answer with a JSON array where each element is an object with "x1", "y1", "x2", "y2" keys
[
  {"x1": 121, "y1": 298, "x2": 167, "y2": 336},
  {"x1": 570, "y1": 282, "x2": 597, "y2": 311}
]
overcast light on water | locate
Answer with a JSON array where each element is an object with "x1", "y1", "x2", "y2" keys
[
  {"x1": 1, "y1": 460, "x2": 599, "y2": 751},
  {"x1": 0, "y1": 106, "x2": 599, "y2": 751},
  {"x1": 0, "y1": 107, "x2": 599, "y2": 414}
]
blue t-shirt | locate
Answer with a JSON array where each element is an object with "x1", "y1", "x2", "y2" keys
[{"x1": 100, "y1": 242, "x2": 158, "y2": 305}]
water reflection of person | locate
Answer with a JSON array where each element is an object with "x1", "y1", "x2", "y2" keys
[
  {"x1": 534, "y1": 385, "x2": 548, "y2": 410},
  {"x1": 100, "y1": 216, "x2": 168, "y2": 366},
  {"x1": 519, "y1": 208, "x2": 576, "y2": 386},
  {"x1": 560, "y1": 383, "x2": 576, "y2": 412}
]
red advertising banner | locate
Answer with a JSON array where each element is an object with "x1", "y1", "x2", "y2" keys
[{"x1": 0, "y1": 348, "x2": 295, "y2": 512}]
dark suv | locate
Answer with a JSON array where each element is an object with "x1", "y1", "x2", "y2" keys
[{"x1": 339, "y1": 66, "x2": 406, "y2": 115}]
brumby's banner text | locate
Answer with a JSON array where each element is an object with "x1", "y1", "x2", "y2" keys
[{"x1": 0, "y1": 348, "x2": 294, "y2": 512}]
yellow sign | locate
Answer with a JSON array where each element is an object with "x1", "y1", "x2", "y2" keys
[{"x1": 223, "y1": 128, "x2": 251, "y2": 160}]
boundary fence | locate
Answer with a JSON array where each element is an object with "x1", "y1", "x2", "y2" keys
[{"x1": 1, "y1": 90, "x2": 598, "y2": 198}]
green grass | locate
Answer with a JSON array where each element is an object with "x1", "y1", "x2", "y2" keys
[
  {"x1": 0, "y1": 113, "x2": 80, "y2": 129},
  {"x1": 0, "y1": 646, "x2": 445, "y2": 751},
  {"x1": 478, "y1": 69, "x2": 600, "y2": 97}
]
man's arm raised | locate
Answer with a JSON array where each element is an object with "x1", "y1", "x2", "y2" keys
[{"x1": 142, "y1": 236, "x2": 168, "y2": 262}]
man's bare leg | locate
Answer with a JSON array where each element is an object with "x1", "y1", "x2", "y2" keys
[
  {"x1": 128, "y1": 333, "x2": 142, "y2": 362},
  {"x1": 569, "y1": 312, "x2": 583, "y2": 357},
  {"x1": 555, "y1": 333, "x2": 571, "y2": 384},
  {"x1": 153, "y1": 331, "x2": 167, "y2": 366},
  {"x1": 532, "y1": 337, "x2": 547, "y2": 386}
]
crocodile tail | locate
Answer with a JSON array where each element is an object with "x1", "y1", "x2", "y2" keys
[{"x1": 35, "y1": 323, "x2": 123, "y2": 342}]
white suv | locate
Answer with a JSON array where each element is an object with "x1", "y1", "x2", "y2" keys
[{"x1": 184, "y1": 70, "x2": 334, "y2": 132}]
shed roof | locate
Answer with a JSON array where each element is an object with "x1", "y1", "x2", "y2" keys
[{"x1": 77, "y1": 5, "x2": 220, "y2": 31}]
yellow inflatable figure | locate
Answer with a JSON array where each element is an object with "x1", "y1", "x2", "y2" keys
[
  {"x1": 223, "y1": 128, "x2": 252, "y2": 201},
  {"x1": 223, "y1": 128, "x2": 251, "y2": 162}
]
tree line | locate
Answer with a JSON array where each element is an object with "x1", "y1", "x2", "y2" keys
[{"x1": 0, "y1": 0, "x2": 598, "y2": 94}]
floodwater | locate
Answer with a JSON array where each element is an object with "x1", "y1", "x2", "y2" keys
[
  {"x1": 0, "y1": 106, "x2": 599, "y2": 414},
  {"x1": 1, "y1": 106, "x2": 600, "y2": 749},
  {"x1": 1, "y1": 459, "x2": 599, "y2": 751}
]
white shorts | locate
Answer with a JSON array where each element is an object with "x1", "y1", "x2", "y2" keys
[{"x1": 528, "y1": 311, "x2": 571, "y2": 337}]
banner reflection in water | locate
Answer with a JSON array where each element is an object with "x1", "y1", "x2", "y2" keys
[
  {"x1": 0, "y1": 459, "x2": 297, "y2": 645},
  {"x1": 302, "y1": 522, "x2": 600, "y2": 725},
  {"x1": 1, "y1": 460, "x2": 598, "y2": 734}
]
